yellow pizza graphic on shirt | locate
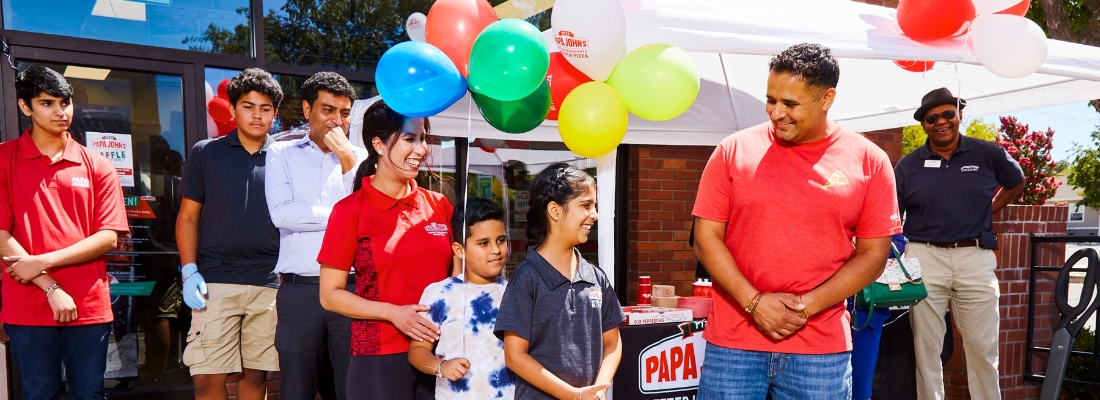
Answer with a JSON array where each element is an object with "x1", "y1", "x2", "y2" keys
[{"x1": 823, "y1": 170, "x2": 850, "y2": 189}]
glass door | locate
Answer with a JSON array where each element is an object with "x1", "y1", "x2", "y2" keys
[{"x1": 11, "y1": 57, "x2": 192, "y2": 396}]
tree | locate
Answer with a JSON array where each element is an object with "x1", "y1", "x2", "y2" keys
[
  {"x1": 1028, "y1": 0, "x2": 1099, "y2": 46},
  {"x1": 900, "y1": 118, "x2": 998, "y2": 156},
  {"x1": 1027, "y1": 1, "x2": 1100, "y2": 113},
  {"x1": 1067, "y1": 126, "x2": 1100, "y2": 209},
  {"x1": 997, "y1": 116, "x2": 1060, "y2": 205}
]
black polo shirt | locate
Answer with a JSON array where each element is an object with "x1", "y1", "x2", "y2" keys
[
  {"x1": 895, "y1": 135, "x2": 1023, "y2": 243},
  {"x1": 180, "y1": 130, "x2": 280, "y2": 287},
  {"x1": 494, "y1": 247, "x2": 624, "y2": 399}
]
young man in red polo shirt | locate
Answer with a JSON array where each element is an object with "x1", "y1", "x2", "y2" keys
[{"x1": 0, "y1": 66, "x2": 129, "y2": 400}]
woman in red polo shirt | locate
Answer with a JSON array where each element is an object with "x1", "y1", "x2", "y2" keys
[{"x1": 318, "y1": 100, "x2": 453, "y2": 400}]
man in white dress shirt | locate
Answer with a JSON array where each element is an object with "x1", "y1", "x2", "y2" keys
[{"x1": 265, "y1": 72, "x2": 366, "y2": 400}]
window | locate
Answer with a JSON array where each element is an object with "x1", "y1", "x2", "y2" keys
[
  {"x1": 3, "y1": 0, "x2": 252, "y2": 56},
  {"x1": 203, "y1": 67, "x2": 377, "y2": 139},
  {"x1": 1070, "y1": 210, "x2": 1085, "y2": 222}
]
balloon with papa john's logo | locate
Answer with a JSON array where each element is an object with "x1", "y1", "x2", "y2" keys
[{"x1": 551, "y1": 0, "x2": 626, "y2": 82}]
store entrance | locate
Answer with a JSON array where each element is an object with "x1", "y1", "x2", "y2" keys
[{"x1": 3, "y1": 51, "x2": 197, "y2": 399}]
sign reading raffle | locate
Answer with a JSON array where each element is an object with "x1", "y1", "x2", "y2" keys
[{"x1": 87, "y1": 132, "x2": 134, "y2": 187}]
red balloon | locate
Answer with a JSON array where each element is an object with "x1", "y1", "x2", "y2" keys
[
  {"x1": 545, "y1": 52, "x2": 592, "y2": 121},
  {"x1": 217, "y1": 79, "x2": 230, "y2": 101},
  {"x1": 215, "y1": 118, "x2": 236, "y2": 137},
  {"x1": 898, "y1": 0, "x2": 975, "y2": 42},
  {"x1": 207, "y1": 97, "x2": 233, "y2": 123},
  {"x1": 425, "y1": 0, "x2": 498, "y2": 76},
  {"x1": 995, "y1": 0, "x2": 1029, "y2": 16},
  {"x1": 894, "y1": 60, "x2": 936, "y2": 72}
]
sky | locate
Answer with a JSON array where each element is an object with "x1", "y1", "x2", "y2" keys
[{"x1": 969, "y1": 102, "x2": 1100, "y2": 163}]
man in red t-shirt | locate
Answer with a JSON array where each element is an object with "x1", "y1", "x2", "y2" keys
[
  {"x1": 0, "y1": 66, "x2": 129, "y2": 400},
  {"x1": 692, "y1": 44, "x2": 901, "y2": 398}
]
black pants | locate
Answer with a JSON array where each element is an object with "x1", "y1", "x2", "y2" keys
[
  {"x1": 347, "y1": 353, "x2": 435, "y2": 400},
  {"x1": 274, "y1": 281, "x2": 355, "y2": 400}
]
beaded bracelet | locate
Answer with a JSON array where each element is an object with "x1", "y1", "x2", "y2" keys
[{"x1": 744, "y1": 291, "x2": 765, "y2": 314}]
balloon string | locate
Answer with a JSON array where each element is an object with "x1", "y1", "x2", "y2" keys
[{"x1": 459, "y1": 96, "x2": 472, "y2": 358}]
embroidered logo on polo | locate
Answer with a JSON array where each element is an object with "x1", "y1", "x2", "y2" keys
[
  {"x1": 961, "y1": 165, "x2": 980, "y2": 172},
  {"x1": 424, "y1": 222, "x2": 449, "y2": 237},
  {"x1": 589, "y1": 289, "x2": 603, "y2": 308},
  {"x1": 823, "y1": 170, "x2": 849, "y2": 189},
  {"x1": 71, "y1": 177, "x2": 90, "y2": 188}
]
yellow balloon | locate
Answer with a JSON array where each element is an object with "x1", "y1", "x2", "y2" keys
[
  {"x1": 558, "y1": 82, "x2": 628, "y2": 158},
  {"x1": 607, "y1": 43, "x2": 699, "y2": 121}
]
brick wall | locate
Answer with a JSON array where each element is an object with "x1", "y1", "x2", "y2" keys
[{"x1": 940, "y1": 205, "x2": 1068, "y2": 400}]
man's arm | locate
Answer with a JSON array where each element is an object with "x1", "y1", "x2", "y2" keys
[
  {"x1": 176, "y1": 197, "x2": 203, "y2": 266},
  {"x1": 1, "y1": 230, "x2": 80, "y2": 322},
  {"x1": 800, "y1": 236, "x2": 892, "y2": 317},
  {"x1": 694, "y1": 217, "x2": 806, "y2": 340},
  {"x1": 265, "y1": 146, "x2": 333, "y2": 232},
  {"x1": 5, "y1": 229, "x2": 118, "y2": 283},
  {"x1": 992, "y1": 180, "x2": 1025, "y2": 216}
]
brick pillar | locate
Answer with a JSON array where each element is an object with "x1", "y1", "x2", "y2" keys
[
  {"x1": 939, "y1": 204, "x2": 1068, "y2": 400},
  {"x1": 861, "y1": 127, "x2": 904, "y2": 164},
  {"x1": 627, "y1": 145, "x2": 714, "y2": 303}
]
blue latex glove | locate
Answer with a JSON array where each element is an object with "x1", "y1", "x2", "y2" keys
[
  {"x1": 181, "y1": 263, "x2": 208, "y2": 309},
  {"x1": 891, "y1": 233, "x2": 907, "y2": 255}
]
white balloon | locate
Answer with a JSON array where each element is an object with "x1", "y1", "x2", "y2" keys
[
  {"x1": 406, "y1": 12, "x2": 427, "y2": 42},
  {"x1": 972, "y1": 0, "x2": 1021, "y2": 15},
  {"x1": 204, "y1": 81, "x2": 214, "y2": 104},
  {"x1": 551, "y1": 0, "x2": 625, "y2": 81},
  {"x1": 971, "y1": 14, "x2": 1048, "y2": 79},
  {"x1": 206, "y1": 114, "x2": 219, "y2": 138}
]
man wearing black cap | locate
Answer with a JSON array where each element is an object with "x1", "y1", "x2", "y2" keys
[{"x1": 895, "y1": 87, "x2": 1024, "y2": 400}]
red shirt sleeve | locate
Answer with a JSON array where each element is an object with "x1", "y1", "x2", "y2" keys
[
  {"x1": 317, "y1": 195, "x2": 360, "y2": 271},
  {"x1": 855, "y1": 149, "x2": 902, "y2": 238},
  {"x1": 91, "y1": 152, "x2": 129, "y2": 233},
  {"x1": 692, "y1": 140, "x2": 732, "y2": 223}
]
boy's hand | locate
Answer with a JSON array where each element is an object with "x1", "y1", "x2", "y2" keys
[
  {"x1": 578, "y1": 383, "x2": 610, "y2": 400},
  {"x1": 440, "y1": 358, "x2": 470, "y2": 381},
  {"x1": 389, "y1": 304, "x2": 440, "y2": 342},
  {"x1": 47, "y1": 287, "x2": 78, "y2": 323}
]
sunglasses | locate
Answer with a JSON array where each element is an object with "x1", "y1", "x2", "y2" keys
[{"x1": 924, "y1": 110, "x2": 957, "y2": 125}]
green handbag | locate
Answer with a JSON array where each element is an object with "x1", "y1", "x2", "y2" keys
[{"x1": 852, "y1": 243, "x2": 927, "y2": 330}]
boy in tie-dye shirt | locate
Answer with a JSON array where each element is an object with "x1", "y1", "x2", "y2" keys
[{"x1": 410, "y1": 198, "x2": 515, "y2": 399}]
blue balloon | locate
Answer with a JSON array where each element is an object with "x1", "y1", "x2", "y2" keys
[{"x1": 376, "y1": 41, "x2": 467, "y2": 118}]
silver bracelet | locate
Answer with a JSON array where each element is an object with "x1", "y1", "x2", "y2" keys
[
  {"x1": 44, "y1": 283, "x2": 60, "y2": 297},
  {"x1": 435, "y1": 358, "x2": 446, "y2": 379},
  {"x1": 183, "y1": 270, "x2": 199, "y2": 282}
]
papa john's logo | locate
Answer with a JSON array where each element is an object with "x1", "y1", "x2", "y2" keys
[
  {"x1": 424, "y1": 222, "x2": 449, "y2": 237},
  {"x1": 71, "y1": 176, "x2": 90, "y2": 188}
]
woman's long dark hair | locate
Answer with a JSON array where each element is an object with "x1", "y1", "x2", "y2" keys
[
  {"x1": 353, "y1": 100, "x2": 432, "y2": 191},
  {"x1": 525, "y1": 162, "x2": 596, "y2": 248}
]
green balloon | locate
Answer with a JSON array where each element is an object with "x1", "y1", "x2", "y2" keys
[
  {"x1": 472, "y1": 79, "x2": 551, "y2": 134},
  {"x1": 468, "y1": 19, "x2": 551, "y2": 102}
]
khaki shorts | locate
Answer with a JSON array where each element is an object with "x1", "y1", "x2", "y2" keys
[{"x1": 183, "y1": 283, "x2": 279, "y2": 375}]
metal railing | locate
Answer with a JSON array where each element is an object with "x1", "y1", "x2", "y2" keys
[{"x1": 1025, "y1": 234, "x2": 1100, "y2": 390}]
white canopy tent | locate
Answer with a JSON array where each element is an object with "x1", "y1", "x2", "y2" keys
[{"x1": 421, "y1": 0, "x2": 1100, "y2": 145}]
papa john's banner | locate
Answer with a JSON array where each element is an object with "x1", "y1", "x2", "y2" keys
[
  {"x1": 86, "y1": 132, "x2": 134, "y2": 188},
  {"x1": 615, "y1": 320, "x2": 707, "y2": 400}
]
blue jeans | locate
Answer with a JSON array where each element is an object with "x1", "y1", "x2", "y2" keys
[
  {"x1": 5, "y1": 323, "x2": 111, "y2": 400},
  {"x1": 697, "y1": 344, "x2": 852, "y2": 400}
]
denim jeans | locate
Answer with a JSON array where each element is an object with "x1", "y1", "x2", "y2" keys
[
  {"x1": 5, "y1": 323, "x2": 111, "y2": 400},
  {"x1": 697, "y1": 344, "x2": 852, "y2": 400}
]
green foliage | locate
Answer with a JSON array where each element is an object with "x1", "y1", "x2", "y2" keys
[
  {"x1": 966, "y1": 118, "x2": 999, "y2": 142},
  {"x1": 1068, "y1": 126, "x2": 1100, "y2": 210},
  {"x1": 1028, "y1": 0, "x2": 1095, "y2": 36},
  {"x1": 997, "y1": 116, "x2": 1060, "y2": 205},
  {"x1": 1061, "y1": 326, "x2": 1098, "y2": 400},
  {"x1": 901, "y1": 125, "x2": 926, "y2": 156},
  {"x1": 183, "y1": 0, "x2": 552, "y2": 72}
]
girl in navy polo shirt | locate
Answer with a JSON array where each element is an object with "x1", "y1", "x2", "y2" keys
[
  {"x1": 494, "y1": 163, "x2": 625, "y2": 400},
  {"x1": 318, "y1": 100, "x2": 452, "y2": 400}
]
